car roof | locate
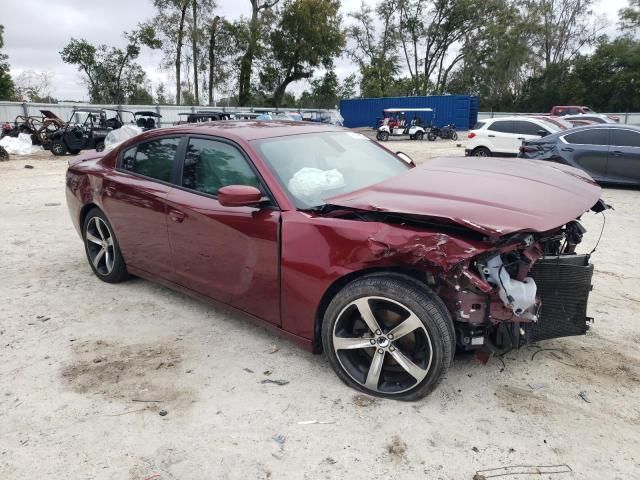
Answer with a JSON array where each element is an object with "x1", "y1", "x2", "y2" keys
[{"x1": 153, "y1": 120, "x2": 344, "y2": 141}]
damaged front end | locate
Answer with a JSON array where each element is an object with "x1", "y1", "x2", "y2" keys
[{"x1": 437, "y1": 221, "x2": 596, "y2": 353}]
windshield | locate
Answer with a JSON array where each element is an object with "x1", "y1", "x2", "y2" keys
[{"x1": 254, "y1": 131, "x2": 410, "y2": 209}]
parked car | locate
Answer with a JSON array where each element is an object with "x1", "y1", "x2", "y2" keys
[
  {"x1": 66, "y1": 120, "x2": 605, "y2": 400},
  {"x1": 48, "y1": 108, "x2": 112, "y2": 155},
  {"x1": 465, "y1": 116, "x2": 561, "y2": 157},
  {"x1": 562, "y1": 114, "x2": 618, "y2": 124},
  {"x1": 565, "y1": 118, "x2": 597, "y2": 128},
  {"x1": 550, "y1": 106, "x2": 619, "y2": 123},
  {"x1": 529, "y1": 115, "x2": 573, "y2": 130},
  {"x1": 550, "y1": 105, "x2": 596, "y2": 116},
  {"x1": 519, "y1": 124, "x2": 640, "y2": 185}
]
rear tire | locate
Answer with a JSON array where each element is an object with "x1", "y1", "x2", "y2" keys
[
  {"x1": 82, "y1": 208, "x2": 129, "y2": 283},
  {"x1": 414, "y1": 131, "x2": 424, "y2": 141},
  {"x1": 51, "y1": 141, "x2": 66, "y2": 156},
  {"x1": 322, "y1": 274, "x2": 454, "y2": 401},
  {"x1": 471, "y1": 147, "x2": 491, "y2": 157}
]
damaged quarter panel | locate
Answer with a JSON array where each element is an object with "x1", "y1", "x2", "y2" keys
[{"x1": 279, "y1": 210, "x2": 491, "y2": 343}]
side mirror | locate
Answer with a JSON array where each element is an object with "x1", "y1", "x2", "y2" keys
[
  {"x1": 396, "y1": 151, "x2": 416, "y2": 167},
  {"x1": 218, "y1": 185, "x2": 263, "y2": 207},
  {"x1": 537, "y1": 129, "x2": 548, "y2": 137}
]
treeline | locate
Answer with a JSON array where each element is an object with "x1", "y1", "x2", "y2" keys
[{"x1": 0, "y1": 0, "x2": 639, "y2": 110}]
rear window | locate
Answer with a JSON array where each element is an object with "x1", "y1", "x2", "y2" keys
[
  {"x1": 121, "y1": 137, "x2": 180, "y2": 182},
  {"x1": 472, "y1": 121, "x2": 485, "y2": 130},
  {"x1": 580, "y1": 116, "x2": 606, "y2": 124},
  {"x1": 610, "y1": 129, "x2": 640, "y2": 148},
  {"x1": 488, "y1": 120, "x2": 512, "y2": 134},
  {"x1": 564, "y1": 129, "x2": 609, "y2": 146}
]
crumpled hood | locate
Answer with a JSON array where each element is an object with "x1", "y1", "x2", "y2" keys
[{"x1": 326, "y1": 156, "x2": 602, "y2": 236}]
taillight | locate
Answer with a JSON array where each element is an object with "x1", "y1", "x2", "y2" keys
[
  {"x1": 467, "y1": 132, "x2": 476, "y2": 139},
  {"x1": 519, "y1": 145, "x2": 539, "y2": 154}
]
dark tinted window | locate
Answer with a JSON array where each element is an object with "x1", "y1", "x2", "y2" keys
[
  {"x1": 182, "y1": 138, "x2": 260, "y2": 195},
  {"x1": 611, "y1": 129, "x2": 640, "y2": 147},
  {"x1": 488, "y1": 120, "x2": 512, "y2": 133},
  {"x1": 512, "y1": 120, "x2": 547, "y2": 136},
  {"x1": 473, "y1": 121, "x2": 485, "y2": 130},
  {"x1": 121, "y1": 137, "x2": 180, "y2": 182},
  {"x1": 564, "y1": 129, "x2": 609, "y2": 146}
]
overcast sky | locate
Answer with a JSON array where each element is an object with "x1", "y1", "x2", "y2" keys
[{"x1": 2, "y1": 0, "x2": 628, "y2": 102}]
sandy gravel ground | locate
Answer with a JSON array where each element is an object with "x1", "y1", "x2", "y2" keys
[{"x1": 1, "y1": 144, "x2": 639, "y2": 480}]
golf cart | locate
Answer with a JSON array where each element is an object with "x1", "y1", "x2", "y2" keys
[
  {"x1": 175, "y1": 111, "x2": 232, "y2": 125},
  {"x1": 47, "y1": 108, "x2": 112, "y2": 156},
  {"x1": 133, "y1": 111, "x2": 162, "y2": 130},
  {"x1": 375, "y1": 108, "x2": 434, "y2": 141}
]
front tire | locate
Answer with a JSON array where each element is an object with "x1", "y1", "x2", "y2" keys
[
  {"x1": 427, "y1": 132, "x2": 437, "y2": 141},
  {"x1": 82, "y1": 208, "x2": 129, "y2": 283},
  {"x1": 322, "y1": 275, "x2": 454, "y2": 401},
  {"x1": 450, "y1": 131, "x2": 458, "y2": 141},
  {"x1": 376, "y1": 131, "x2": 389, "y2": 142},
  {"x1": 414, "y1": 131, "x2": 424, "y2": 141}
]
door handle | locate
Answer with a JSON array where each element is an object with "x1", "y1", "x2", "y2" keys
[
  {"x1": 517, "y1": 137, "x2": 525, "y2": 140},
  {"x1": 611, "y1": 150, "x2": 623, "y2": 156},
  {"x1": 561, "y1": 147, "x2": 574, "y2": 152},
  {"x1": 169, "y1": 209, "x2": 185, "y2": 223},
  {"x1": 488, "y1": 134, "x2": 495, "y2": 137}
]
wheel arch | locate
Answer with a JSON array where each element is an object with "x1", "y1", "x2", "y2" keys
[{"x1": 313, "y1": 266, "x2": 437, "y2": 353}]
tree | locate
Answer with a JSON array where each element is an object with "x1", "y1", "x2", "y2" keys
[
  {"x1": 153, "y1": 0, "x2": 190, "y2": 104},
  {"x1": 15, "y1": 70, "x2": 56, "y2": 103},
  {"x1": 238, "y1": 0, "x2": 280, "y2": 106},
  {"x1": 531, "y1": 0, "x2": 601, "y2": 70},
  {"x1": 620, "y1": 0, "x2": 640, "y2": 31},
  {"x1": 0, "y1": 25, "x2": 16, "y2": 100},
  {"x1": 60, "y1": 30, "x2": 158, "y2": 104},
  {"x1": 261, "y1": 0, "x2": 344, "y2": 106},
  {"x1": 346, "y1": 1, "x2": 401, "y2": 97}
]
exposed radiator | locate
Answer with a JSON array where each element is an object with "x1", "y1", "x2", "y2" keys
[{"x1": 525, "y1": 254, "x2": 594, "y2": 343}]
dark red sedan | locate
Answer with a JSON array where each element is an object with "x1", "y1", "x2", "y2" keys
[{"x1": 66, "y1": 121, "x2": 605, "y2": 400}]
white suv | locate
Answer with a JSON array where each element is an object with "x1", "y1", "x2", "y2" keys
[{"x1": 465, "y1": 116, "x2": 561, "y2": 157}]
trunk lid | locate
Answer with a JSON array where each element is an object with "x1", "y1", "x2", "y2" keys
[{"x1": 326, "y1": 156, "x2": 601, "y2": 236}]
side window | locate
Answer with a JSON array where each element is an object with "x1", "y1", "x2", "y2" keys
[
  {"x1": 182, "y1": 138, "x2": 261, "y2": 195},
  {"x1": 121, "y1": 137, "x2": 180, "y2": 182},
  {"x1": 611, "y1": 129, "x2": 640, "y2": 148},
  {"x1": 488, "y1": 121, "x2": 513, "y2": 133},
  {"x1": 564, "y1": 129, "x2": 609, "y2": 146},
  {"x1": 513, "y1": 121, "x2": 546, "y2": 136},
  {"x1": 568, "y1": 108, "x2": 580, "y2": 115}
]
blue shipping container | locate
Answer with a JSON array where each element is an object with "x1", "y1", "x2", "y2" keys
[{"x1": 339, "y1": 95, "x2": 478, "y2": 130}]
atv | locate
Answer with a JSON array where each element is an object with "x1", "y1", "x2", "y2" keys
[{"x1": 47, "y1": 108, "x2": 112, "y2": 156}]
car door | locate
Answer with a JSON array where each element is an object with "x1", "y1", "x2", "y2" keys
[
  {"x1": 102, "y1": 136, "x2": 183, "y2": 279},
  {"x1": 560, "y1": 128, "x2": 610, "y2": 179},
  {"x1": 165, "y1": 136, "x2": 281, "y2": 326},
  {"x1": 486, "y1": 120, "x2": 516, "y2": 154},
  {"x1": 608, "y1": 128, "x2": 640, "y2": 183}
]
